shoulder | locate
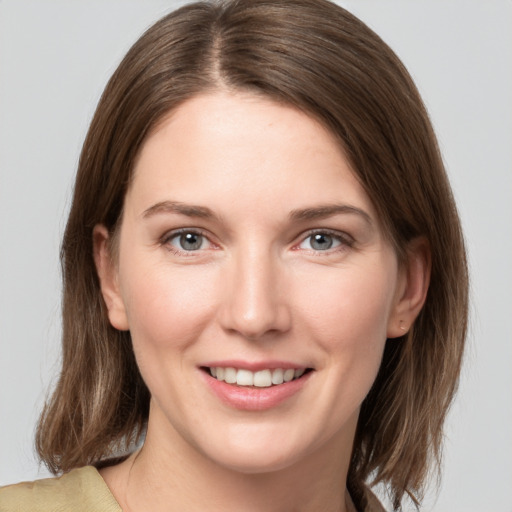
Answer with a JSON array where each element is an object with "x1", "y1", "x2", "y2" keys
[{"x1": 0, "y1": 466, "x2": 122, "y2": 512}]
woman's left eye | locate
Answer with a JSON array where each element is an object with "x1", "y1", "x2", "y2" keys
[
  {"x1": 298, "y1": 232, "x2": 351, "y2": 252},
  {"x1": 165, "y1": 231, "x2": 211, "y2": 252}
]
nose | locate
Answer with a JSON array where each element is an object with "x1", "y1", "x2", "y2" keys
[{"x1": 218, "y1": 247, "x2": 291, "y2": 340}]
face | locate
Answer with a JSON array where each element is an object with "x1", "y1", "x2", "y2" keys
[{"x1": 96, "y1": 91, "x2": 413, "y2": 474}]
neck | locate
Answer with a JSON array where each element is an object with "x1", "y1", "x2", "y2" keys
[{"x1": 107, "y1": 405, "x2": 357, "y2": 512}]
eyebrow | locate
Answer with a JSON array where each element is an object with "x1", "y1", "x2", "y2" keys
[
  {"x1": 142, "y1": 200, "x2": 218, "y2": 220},
  {"x1": 142, "y1": 200, "x2": 372, "y2": 226},
  {"x1": 289, "y1": 204, "x2": 373, "y2": 225}
]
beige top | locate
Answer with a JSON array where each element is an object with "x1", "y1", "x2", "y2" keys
[
  {"x1": 0, "y1": 466, "x2": 386, "y2": 512},
  {"x1": 0, "y1": 467, "x2": 122, "y2": 512}
]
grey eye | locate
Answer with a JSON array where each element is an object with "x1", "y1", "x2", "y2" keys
[
  {"x1": 298, "y1": 232, "x2": 344, "y2": 251},
  {"x1": 309, "y1": 233, "x2": 335, "y2": 250},
  {"x1": 172, "y1": 232, "x2": 205, "y2": 251}
]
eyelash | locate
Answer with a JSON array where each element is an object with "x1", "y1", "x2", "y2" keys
[{"x1": 160, "y1": 228, "x2": 354, "y2": 256}]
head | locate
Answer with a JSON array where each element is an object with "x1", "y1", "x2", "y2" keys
[{"x1": 36, "y1": 0, "x2": 468, "y2": 509}]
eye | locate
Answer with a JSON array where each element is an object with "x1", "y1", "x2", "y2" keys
[
  {"x1": 165, "y1": 230, "x2": 211, "y2": 252},
  {"x1": 297, "y1": 231, "x2": 352, "y2": 252}
]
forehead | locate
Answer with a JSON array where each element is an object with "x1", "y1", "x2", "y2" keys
[{"x1": 127, "y1": 91, "x2": 377, "y2": 222}]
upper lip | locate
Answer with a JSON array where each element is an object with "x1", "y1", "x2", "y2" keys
[{"x1": 200, "y1": 360, "x2": 311, "y2": 371}]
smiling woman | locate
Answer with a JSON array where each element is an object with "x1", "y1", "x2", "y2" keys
[
  {"x1": 0, "y1": 1, "x2": 467, "y2": 511},
  {"x1": 94, "y1": 93, "x2": 414, "y2": 490}
]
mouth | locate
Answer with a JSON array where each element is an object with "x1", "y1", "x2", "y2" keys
[{"x1": 201, "y1": 366, "x2": 313, "y2": 387}]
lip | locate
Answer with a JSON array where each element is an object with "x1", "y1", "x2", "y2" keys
[{"x1": 200, "y1": 361, "x2": 313, "y2": 411}]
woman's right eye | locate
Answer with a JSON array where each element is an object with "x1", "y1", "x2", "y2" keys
[{"x1": 164, "y1": 230, "x2": 211, "y2": 253}]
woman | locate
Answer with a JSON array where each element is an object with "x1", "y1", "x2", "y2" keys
[{"x1": 0, "y1": 0, "x2": 468, "y2": 510}]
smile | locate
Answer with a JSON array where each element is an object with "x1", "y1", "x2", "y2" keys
[{"x1": 208, "y1": 367, "x2": 308, "y2": 387}]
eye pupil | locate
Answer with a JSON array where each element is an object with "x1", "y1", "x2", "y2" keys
[
  {"x1": 311, "y1": 233, "x2": 333, "y2": 250},
  {"x1": 180, "y1": 232, "x2": 203, "y2": 251}
]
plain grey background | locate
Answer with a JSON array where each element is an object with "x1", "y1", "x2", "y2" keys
[{"x1": 1, "y1": 1, "x2": 511, "y2": 510}]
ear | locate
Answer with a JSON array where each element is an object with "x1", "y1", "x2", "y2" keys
[
  {"x1": 93, "y1": 224, "x2": 129, "y2": 331},
  {"x1": 387, "y1": 237, "x2": 431, "y2": 338}
]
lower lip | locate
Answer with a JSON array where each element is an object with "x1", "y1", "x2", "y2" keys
[{"x1": 202, "y1": 370, "x2": 312, "y2": 411}]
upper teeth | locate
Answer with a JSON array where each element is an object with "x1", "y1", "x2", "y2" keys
[{"x1": 210, "y1": 367, "x2": 306, "y2": 387}]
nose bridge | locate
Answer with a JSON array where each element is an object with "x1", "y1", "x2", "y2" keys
[{"x1": 220, "y1": 242, "x2": 290, "y2": 339}]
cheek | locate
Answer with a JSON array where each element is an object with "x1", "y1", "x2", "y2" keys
[
  {"x1": 298, "y1": 262, "x2": 395, "y2": 337},
  {"x1": 118, "y1": 260, "x2": 221, "y2": 409},
  {"x1": 293, "y1": 261, "x2": 397, "y2": 384},
  {"x1": 119, "y1": 259, "x2": 218, "y2": 352}
]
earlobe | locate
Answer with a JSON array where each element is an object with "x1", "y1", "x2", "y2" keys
[
  {"x1": 387, "y1": 237, "x2": 431, "y2": 339},
  {"x1": 93, "y1": 224, "x2": 129, "y2": 331}
]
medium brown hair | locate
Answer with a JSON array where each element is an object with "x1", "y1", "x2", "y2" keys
[{"x1": 36, "y1": 1, "x2": 468, "y2": 509}]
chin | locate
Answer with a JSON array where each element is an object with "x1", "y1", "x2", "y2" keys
[
  {"x1": 192, "y1": 424, "x2": 328, "y2": 476},
  {"x1": 207, "y1": 447, "x2": 305, "y2": 475}
]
